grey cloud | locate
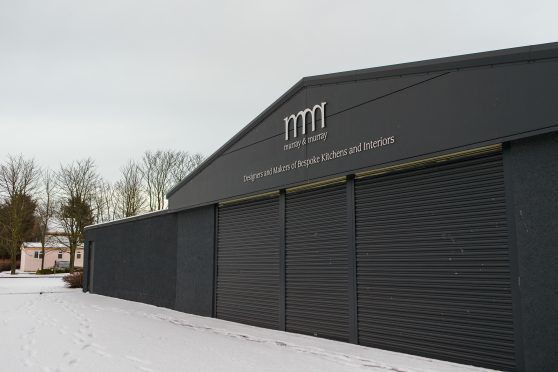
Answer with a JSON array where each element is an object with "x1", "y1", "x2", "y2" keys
[{"x1": 1, "y1": 0, "x2": 557, "y2": 180}]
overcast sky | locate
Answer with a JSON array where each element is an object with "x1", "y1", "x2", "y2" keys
[{"x1": 1, "y1": 0, "x2": 557, "y2": 181}]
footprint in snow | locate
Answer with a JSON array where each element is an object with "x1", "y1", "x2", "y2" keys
[
  {"x1": 24, "y1": 358, "x2": 34, "y2": 367},
  {"x1": 126, "y1": 355, "x2": 149, "y2": 364},
  {"x1": 93, "y1": 348, "x2": 112, "y2": 358}
]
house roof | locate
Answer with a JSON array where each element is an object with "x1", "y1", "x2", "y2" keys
[
  {"x1": 22, "y1": 242, "x2": 67, "y2": 249},
  {"x1": 165, "y1": 41, "x2": 558, "y2": 198},
  {"x1": 22, "y1": 242, "x2": 84, "y2": 249},
  {"x1": 21, "y1": 235, "x2": 84, "y2": 249}
]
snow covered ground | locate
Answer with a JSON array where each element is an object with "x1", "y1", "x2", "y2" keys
[{"x1": 0, "y1": 276, "x2": 498, "y2": 372}]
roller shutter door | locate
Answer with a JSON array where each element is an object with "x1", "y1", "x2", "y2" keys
[
  {"x1": 216, "y1": 196, "x2": 280, "y2": 329},
  {"x1": 355, "y1": 151, "x2": 515, "y2": 371},
  {"x1": 286, "y1": 183, "x2": 349, "y2": 341}
]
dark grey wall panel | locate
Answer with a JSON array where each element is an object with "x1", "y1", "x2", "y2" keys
[
  {"x1": 226, "y1": 88, "x2": 307, "y2": 153},
  {"x1": 285, "y1": 183, "x2": 349, "y2": 341},
  {"x1": 226, "y1": 74, "x2": 435, "y2": 154},
  {"x1": 305, "y1": 60, "x2": 558, "y2": 180},
  {"x1": 216, "y1": 197, "x2": 281, "y2": 329},
  {"x1": 83, "y1": 241, "x2": 92, "y2": 292},
  {"x1": 169, "y1": 49, "x2": 558, "y2": 210},
  {"x1": 175, "y1": 206, "x2": 215, "y2": 317},
  {"x1": 355, "y1": 152, "x2": 515, "y2": 371},
  {"x1": 506, "y1": 132, "x2": 558, "y2": 372},
  {"x1": 84, "y1": 213, "x2": 178, "y2": 309}
]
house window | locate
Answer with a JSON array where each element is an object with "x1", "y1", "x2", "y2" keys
[
  {"x1": 34, "y1": 251, "x2": 43, "y2": 259},
  {"x1": 77, "y1": 253, "x2": 82, "y2": 259},
  {"x1": 58, "y1": 253, "x2": 63, "y2": 259}
]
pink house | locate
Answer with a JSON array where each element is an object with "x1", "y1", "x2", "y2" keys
[{"x1": 19, "y1": 240, "x2": 84, "y2": 272}]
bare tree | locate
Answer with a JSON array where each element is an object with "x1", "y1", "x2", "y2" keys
[
  {"x1": 0, "y1": 155, "x2": 40, "y2": 274},
  {"x1": 141, "y1": 150, "x2": 176, "y2": 211},
  {"x1": 37, "y1": 170, "x2": 56, "y2": 271},
  {"x1": 115, "y1": 160, "x2": 145, "y2": 217},
  {"x1": 170, "y1": 152, "x2": 205, "y2": 185},
  {"x1": 56, "y1": 159, "x2": 98, "y2": 273},
  {"x1": 92, "y1": 179, "x2": 118, "y2": 223},
  {"x1": 141, "y1": 150, "x2": 204, "y2": 211}
]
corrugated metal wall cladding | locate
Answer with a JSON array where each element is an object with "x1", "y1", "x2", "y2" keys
[
  {"x1": 216, "y1": 196, "x2": 280, "y2": 330},
  {"x1": 355, "y1": 152, "x2": 516, "y2": 371},
  {"x1": 285, "y1": 183, "x2": 350, "y2": 342}
]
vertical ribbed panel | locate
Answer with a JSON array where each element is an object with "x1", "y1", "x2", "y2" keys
[
  {"x1": 216, "y1": 197, "x2": 280, "y2": 329},
  {"x1": 355, "y1": 152, "x2": 515, "y2": 371},
  {"x1": 285, "y1": 183, "x2": 349, "y2": 341}
]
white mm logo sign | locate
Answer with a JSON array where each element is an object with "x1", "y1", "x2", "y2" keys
[{"x1": 284, "y1": 102, "x2": 327, "y2": 140}]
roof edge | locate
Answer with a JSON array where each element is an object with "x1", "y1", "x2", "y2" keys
[
  {"x1": 84, "y1": 209, "x2": 173, "y2": 231},
  {"x1": 166, "y1": 41, "x2": 558, "y2": 198}
]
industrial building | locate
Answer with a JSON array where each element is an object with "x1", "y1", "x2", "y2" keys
[{"x1": 84, "y1": 42, "x2": 558, "y2": 371}]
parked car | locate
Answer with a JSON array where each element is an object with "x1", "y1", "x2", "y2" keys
[{"x1": 55, "y1": 260, "x2": 70, "y2": 269}]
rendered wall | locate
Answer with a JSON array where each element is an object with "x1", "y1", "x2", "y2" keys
[
  {"x1": 20, "y1": 248, "x2": 84, "y2": 272},
  {"x1": 505, "y1": 132, "x2": 558, "y2": 372},
  {"x1": 83, "y1": 208, "x2": 216, "y2": 316},
  {"x1": 84, "y1": 213, "x2": 178, "y2": 309},
  {"x1": 175, "y1": 206, "x2": 215, "y2": 316}
]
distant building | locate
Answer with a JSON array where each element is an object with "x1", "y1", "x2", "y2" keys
[{"x1": 19, "y1": 235, "x2": 84, "y2": 272}]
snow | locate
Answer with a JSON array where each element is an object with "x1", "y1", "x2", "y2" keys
[
  {"x1": 0, "y1": 277, "x2": 498, "y2": 372},
  {"x1": 0, "y1": 271, "x2": 67, "y2": 279}
]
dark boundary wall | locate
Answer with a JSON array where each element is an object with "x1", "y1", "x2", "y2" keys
[
  {"x1": 175, "y1": 206, "x2": 215, "y2": 316},
  {"x1": 84, "y1": 213, "x2": 178, "y2": 308},
  {"x1": 83, "y1": 206, "x2": 215, "y2": 317},
  {"x1": 505, "y1": 132, "x2": 558, "y2": 372}
]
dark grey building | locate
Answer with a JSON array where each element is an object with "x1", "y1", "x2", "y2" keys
[{"x1": 84, "y1": 42, "x2": 558, "y2": 372}]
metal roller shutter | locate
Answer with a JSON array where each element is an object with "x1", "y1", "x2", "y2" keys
[
  {"x1": 355, "y1": 151, "x2": 515, "y2": 371},
  {"x1": 286, "y1": 183, "x2": 350, "y2": 341},
  {"x1": 216, "y1": 196, "x2": 280, "y2": 329}
]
